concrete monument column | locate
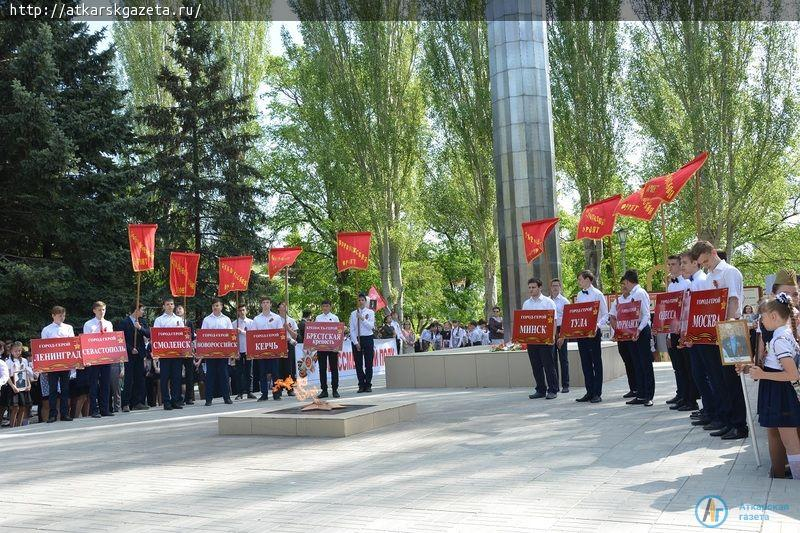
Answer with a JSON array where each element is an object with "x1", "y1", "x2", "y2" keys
[{"x1": 487, "y1": 0, "x2": 560, "y2": 340}]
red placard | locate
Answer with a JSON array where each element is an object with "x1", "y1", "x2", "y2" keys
[
  {"x1": 304, "y1": 322, "x2": 346, "y2": 351},
  {"x1": 613, "y1": 300, "x2": 640, "y2": 341},
  {"x1": 150, "y1": 327, "x2": 193, "y2": 358},
  {"x1": 128, "y1": 224, "x2": 157, "y2": 272},
  {"x1": 653, "y1": 291, "x2": 684, "y2": 334},
  {"x1": 513, "y1": 310, "x2": 556, "y2": 345},
  {"x1": 246, "y1": 329, "x2": 288, "y2": 359},
  {"x1": 268, "y1": 247, "x2": 303, "y2": 279},
  {"x1": 170, "y1": 252, "x2": 200, "y2": 297},
  {"x1": 195, "y1": 329, "x2": 239, "y2": 358},
  {"x1": 31, "y1": 337, "x2": 83, "y2": 372},
  {"x1": 79, "y1": 331, "x2": 128, "y2": 367},
  {"x1": 559, "y1": 301, "x2": 600, "y2": 339},
  {"x1": 684, "y1": 288, "x2": 729, "y2": 344},
  {"x1": 218, "y1": 256, "x2": 253, "y2": 296},
  {"x1": 337, "y1": 232, "x2": 371, "y2": 272}
]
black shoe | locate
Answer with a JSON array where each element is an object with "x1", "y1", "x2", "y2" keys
[
  {"x1": 164, "y1": 404, "x2": 173, "y2": 411},
  {"x1": 678, "y1": 403, "x2": 699, "y2": 412},
  {"x1": 666, "y1": 396, "x2": 681, "y2": 405},
  {"x1": 590, "y1": 396, "x2": 602, "y2": 403},
  {"x1": 185, "y1": 400, "x2": 194, "y2": 405},
  {"x1": 62, "y1": 416, "x2": 73, "y2": 421},
  {"x1": 721, "y1": 428, "x2": 748, "y2": 440},
  {"x1": 272, "y1": 393, "x2": 282, "y2": 401},
  {"x1": 690, "y1": 411, "x2": 704, "y2": 419},
  {"x1": 365, "y1": 387, "x2": 372, "y2": 393},
  {"x1": 691, "y1": 418, "x2": 711, "y2": 426},
  {"x1": 357, "y1": 386, "x2": 365, "y2": 393},
  {"x1": 246, "y1": 393, "x2": 257, "y2": 399},
  {"x1": 257, "y1": 395, "x2": 268, "y2": 402},
  {"x1": 47, "y1": 417, "x2": 56, "y2": 423},
  {"x1": 101, "y1": 412, "x2": 114, "y2": 417},
  {"x1": 287, "y1": 389, "x2": 295, "y2": 397},
  {"x1": 710, "y1": 426, "x2": 732, "y2": 437},
  {"x1": 703, "y1": 422, "x2": 727, "y2": 431},
  {"x1": 235, "y1": 394, "x2": 243, "y2": 400},
  {"x1": 561, "y1": 387, "x2": 569, "y2": 393},
  {"x1": 91, "y1": 412, "x2": 102, "y2": 419},
  {"x1": 529, "y1": 392, "x2": 546, "y2": 399},
  {"x1": 669, "y1": 402, "x2": 683, "y2": 410},
  {"x1": 643, "y1": 400, "x2": 653, "y2": 407},
  {"x1": 623, "y1": 391, "x2": 637, "y2": 399},
  {"x1": 224, "y1": 398, "x2": 233, "y2": 405},
  {"x1": 332, "y1": 390, "x2": 340, "y2": 398},
  {"x1": 133, "y1": 403, "x2": 149, "y2": 411},
  {"x1": 576, "y1": 394, "x2": 591, "y2": 402},
  {"x1": 172, "y1": 402, "x2": 183, "y2": 409},
  {"x1": 205, "y1": 400, "x2": 212, "y2": 406},
  {"x1": 318, "y1": 391, "x2": 329, "y2": 399},
  {"x1": 177, "y1": 400, "x2": 185, "y2": 407},
  {"x1": 546, "y1": 392, "x2": 557, "y2": 399},
  {"x1": 626, "y1": 398, "x2": 645, "y2": 405}
]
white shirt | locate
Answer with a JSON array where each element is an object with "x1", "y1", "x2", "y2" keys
[
  {"x1": 153, "y1": 312, "x2": 184, "y2": 328},
  {"x1": 391, "y1": 319, "x2": 402, "y2": 339},
  {"x1": 251, "y1": 311, "x2": 283, "y2": 331},
  {"x1": 522, "y1": 294, "x2": 556, "y2": 311},
  {"x1": 7, "y1": 357, "x2": 33, "y2": 387},
  {"x1": 201, "y1": 313, "x2": 233, "y2": 330},
  {"x1": 41, "y1": 321, "x2": 75, "y2": 339},
  {"x1": 450, "y1": 327, "x2": 466, "y2": 348},
  {"x1": 234, "y1": 316, "x2": 253, "y2": 352},
  {"x1": 468, "y1": 328, "x2": 484, "y2": 344},
  {"x1": 83, "y1": 317, "x2": 113, "y2": 334},
  {"x1": 551, "y1": 293, "x2": 569, "y2": 327},
  {"x1": 575, "y1": 285, "x2": 609, "y2": 329},
  {"x1": 0, "y1": 360, "x2": 7, "y2": 387},
  {"x1": 349, "y1": 307, "x2": 375, "y2": 343},
  {"x1": 705, "y1": 259, "x2": 744, "y2": 318},
  {"x1": 481, "y1": 327, "x2": 490, "y2": 345},
  {"x1": 686, "y1": 270, "x2": 708, "y2": 292},
  {"x1": 283, "y1": 316, "x2": 298, "y2": 345},
  {"x1": 315, "y1": 312, "x2": 340, "y2": 323},
  {"x1": 765, "y1": 325, "x2": 800, "y2": 370},
  {"x1": 611, "y1": 287, "x2": 650, "y2": 331},
  {"x1": 667, "y1": 275, "x2": 690, "y2": 293}
]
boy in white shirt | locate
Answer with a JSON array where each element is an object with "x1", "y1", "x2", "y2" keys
[
  {"x1": 315, "y1": 299, "x2": 341, "y2": 398},
  {"x1": 153, "y1": 297, "x2": 185, "y2": 410},
  {"x1": 42, "y1": 305, "x2": 76, "y2": 423},
  {"x1": 201, "y1": 298, "x2": 234, "y2": 406},
  {"x1": 522, "y1": 278, "x2": 558, "y2": 399},
  {"x1": 83, "y1": 301, "x2": 115, "y2": 418},
  {"x1": 571, "y1": 270, "x2": 609, "y2": 403}
]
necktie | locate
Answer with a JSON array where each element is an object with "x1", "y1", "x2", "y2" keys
[
  {"x1": 581, "y1": 290, "x2": 589, "y2": 295},
  {"x1": 671, "y1": 278, "x2": 678, "y2": 284},
  {"x1": 689, "y1": 275, "x2": 694, "y2": 282}
]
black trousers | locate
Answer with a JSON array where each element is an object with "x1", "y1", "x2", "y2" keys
[
  {"x1": 278, "y1": 347, "x2": 297, "y2": 380},
  {"x1": 122, "y1": 353, "x2": 146, "y2": 407},
  {"x1": 631, "y1": 326, "x2": 655, "y2": 401},
  {"x1": 48, "y1": 371, "x2": 70, "y2": 419},
  {"x1": 577, "y1": 331, "x2": 603, "y2": 397},
  {"x1": 234, "y1": 353, "x2": 252, "y2": 394},
  {"x1": 87, "y1": 363, "x2": 111, "y2": 415},
  {"x1": 617, "y1": 340, "x2": 637, "y2": 393},
  {"x1": 553, "y1": 326, "x2": 569, "y2": 388},
  {"x1": 670, "y1": 333, "x2": 697, "y2": 403},
  {"x1": 699, "y1": 344, "x2": 745, "y2": 428},
  {"x1": 527, "y1": 344, "x2": 558, "y2": 394},
  {"x1": 318, "y1": 351, "x2": 339, "y2": 391},
  {"x1": 354, "y1": 335, "x2": 375, "y2": 389},
  {"x1": 182, "y1": 358, "x2": 196, "y2": 401}
]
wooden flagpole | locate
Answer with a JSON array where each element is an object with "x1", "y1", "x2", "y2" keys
[
  {"x1": 133, "y1": 271, "x2": 142, "y2": 347},
  {"x1": 660, "y1": 204, "x2": 669, "y2": 286}
]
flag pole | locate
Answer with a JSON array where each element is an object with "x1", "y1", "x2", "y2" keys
[
  {"x1": 284, "y1": 265, "x2": 289, "y2": 311},
  {"x1": 133, "y1": 271, "x2": 142, "y2": 347},
  {"x1": 660, "y1": 204, "x2": 669, "y2": 286},
  {"x1": 741, "y1": 373, "x2": 761, "y2": 467}
]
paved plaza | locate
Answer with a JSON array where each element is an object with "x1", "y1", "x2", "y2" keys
[{"x1": 3, "y1": 362, "x2": 798, "y2": 532}]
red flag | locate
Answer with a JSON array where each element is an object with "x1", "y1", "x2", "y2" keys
[
  {"x1": 127, "y1": 224, "x2": 157, "y2": 272},
  {"x1": 337, "y1": 232, "x2": 371, "y2": 272},
  {"x1": 218, "y1": 256, "x2": 253, "y2": 296},
  {"x1": 521, "y1": 217, "x2": 560, "y2": 263},
  {"x1": 642, "y1": 152, "x2": 708, "y2": 203},
  {"x1": 268, "y1": 247, "x2": 303, "y2": 279},
  {"x1": 169, "y1": 252, "x2": 200, "y2": 298},
  {"x1": 576, "y1": 195, "x2": 621, "y2": 240},
  {"x1": 615, "y1": 188, "x2": 662, "y2": 221},
  {"x1": 367, "y1": 285, "x2": 387, "y2": 311}
]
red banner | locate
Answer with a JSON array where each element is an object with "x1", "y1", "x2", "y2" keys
[
  {"x1": 684, "y1": 288, "x2": 729, "y2": 344},
  {"x1": 218, "y1": 256, "x2": 253, "y2": 296},
  {"x1": 246, "y1": 329, "x2": 288, "y2": 359},
  {"x1": 268, "y1": 247, "x2": 303, "y2": 279},
  {"x1": 521, "y1": 217, "x2": 560, "y2": 263},
  {"x1": 150, "y1": 327, "x2": 193, "y2": 358},
  {"x1": 653, "y1": 291, "x2": 684, "y2": 334},
  {"x1": 642, "y1": 152, "x2": 708, "y2": 203},
  {"x1": 613, "y1": 300, "x2": 640, "y2": 341},
  {"x1": 195, "y1": 329, "x2": 239, "y2": 358},
  {"x1": 615, "y1": 188, "x2": 662, "y2": 221},
  {"x1": 128, "y1": 224, "x2": 157, "y2": 272},
  {"x1": 304, "y1": 322, "x2": 346, "y2": 352},
  {"x1": 368, "y1": 285, "x2": 387, "y2": 312},
  {"x1": 337, "y1": 232, "x2": 371, "y2": 272},
  {"x1": 576, "y1": 195, "x2": 621, "y2": 240},
  {"x1": 169, "y1": 252, "x2": 200, "y2": 298},
  {"x1": 31, "y1": 337, "x2": 83, "y2": 373},
  {"x1": 559, "y1": 301, "x2": 600, "y2": 339},
  {"x1": 512, "y1": 310, "x2": 556, "y2": 345},
  {"x1": 79, "y1": 331, "x2": 128, "y2": 367}
]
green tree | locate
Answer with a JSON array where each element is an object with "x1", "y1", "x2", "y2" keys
[
  {"x1": 548, "y1": 1, "x2": 625, "y2": 290},
  {"x1": 0, "y1": 19, "x2": 135, "y2": 339}
]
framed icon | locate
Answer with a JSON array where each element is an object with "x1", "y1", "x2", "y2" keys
[{"x1": 716, "y1": 320, "x2": 753, "y2": 365}]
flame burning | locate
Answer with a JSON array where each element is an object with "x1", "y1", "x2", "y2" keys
[
  {"x1": 272, "y1": 375, "x2": 295, "y2": 394},
  {"x1": 291, "y1": 376, "x2": 318, "y2": 400}
]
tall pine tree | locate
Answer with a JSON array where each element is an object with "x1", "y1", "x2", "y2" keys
[
  {"x1": 138, "y1": 13, "x2": 266, "y2": 320},
  {"x1": 0, "y1": 17, "x2": 135, "y2": 339}
]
